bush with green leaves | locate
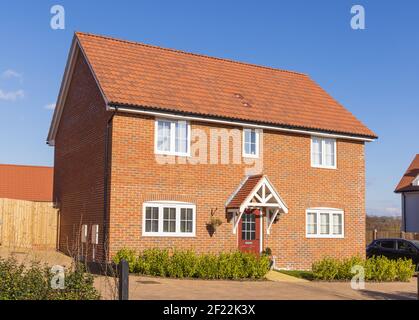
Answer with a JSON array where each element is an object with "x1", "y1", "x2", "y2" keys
[
  {"x1": 112, "y1": 248, "x2": 271, "y2": 279},
  {"x1": 0, "y1": 257, "x2": 100, "y2": 300},
  {"x1": 312, "y1": 255, "x2": 415, "y2": 282}
]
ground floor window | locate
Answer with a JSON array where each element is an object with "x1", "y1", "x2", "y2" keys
[
  {"x1": 306, "y1": 208, "x2": 344, "y2": 238},
  {"x1": 142, "y1": 202, "x2": 196, "y2": 237}
]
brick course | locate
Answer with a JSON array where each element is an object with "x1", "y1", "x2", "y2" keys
[{"x1": 54, "y1": 53, "x2": 366, "y2": 270}]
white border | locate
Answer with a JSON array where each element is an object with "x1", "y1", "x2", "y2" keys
[
  {"x1": 305, "y1": 208, "x2": 344, "y2": 239},
  {"x1": 311, "y1": 136, "x2": 337, "y2": 169},
  {"x1": 142, "y1": 201, "x2": 196, "y2": 237},
  {"x1": 242, "y1": 128, "x2": 260, "y2": 158},
  {"x1": 154, "y1": 118, "x2": 191, "y2": 157}
]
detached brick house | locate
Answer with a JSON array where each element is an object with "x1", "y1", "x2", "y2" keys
[
  {"x1": 395, "y1": 154, "x2": 419, "y2": 233},
  {"x1": 47, "y1": 32, "x2": 377, "y2": 269}
]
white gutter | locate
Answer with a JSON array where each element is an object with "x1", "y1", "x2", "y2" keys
[{"x1": 108, "y1": 105, "x2": 376, "y2": 142}]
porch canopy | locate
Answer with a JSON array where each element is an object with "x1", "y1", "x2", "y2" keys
[{"x1": 226, "y1": 174, "x2": 288, "y2": 234}]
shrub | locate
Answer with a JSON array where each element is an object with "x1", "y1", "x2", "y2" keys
[
  {"x1": 0, "y1": 257, "x2": 100, "y2": 300},
  {"x1": 112, "y1": 248, "x2": 137, "y2": 272},
  {"x1": 112, "y1": 249, "x2": 270, "y2": 279},
  {"x1": 312, "y1": 256, "x2": 415, "y2": 282},
  {"x1": 312, "y1": 257, "x2": 340, "y2": 280}
]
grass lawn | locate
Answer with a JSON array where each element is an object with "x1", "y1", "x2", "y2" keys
[{"x1": 276, "y1": 269, "x2": 314, "y2": 280}]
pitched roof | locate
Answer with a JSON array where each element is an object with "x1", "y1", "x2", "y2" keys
[
  {"x1": 395, "y1": 154, "x2": 419, "y2": 193},
  {"x1": 0, "y1": 164, "x2": 53, "y2": 202},
  {"x1": 227, "y1": 175, "x2": 264, "y2": 208},
  {"x1": 67, "y1": 32, "x2": 376, "y2": 139}
]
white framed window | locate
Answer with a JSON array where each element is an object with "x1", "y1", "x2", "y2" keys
[
  {"x1": 311, "y1": 137, "x2": 336, "y2": 169},
  {"x1": 243, "y1": 128, "x2": 259, "y2": 158},
  {"x1": 306, "y1": 208, "x2": 344, "y2": 238},
  {"x1": 142, "y1": 201, "x2": 196, "y2": 237},
  {"x1": 92, "y1": 224, "x2": 99, "y2": 244},
  {"x1": 81, "y1": 224, "x2": 88, "y2": 243},
  {"x1": 155, "y1": 119, "x2": 190, "y2": 156}
]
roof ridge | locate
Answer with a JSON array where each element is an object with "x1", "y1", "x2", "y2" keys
[
  {"x1": 0, "y1": 163, "x2": 53, "y2": 169},
  {"x1": 75, "y1": 31, "x2": 307, "y2": 77}
]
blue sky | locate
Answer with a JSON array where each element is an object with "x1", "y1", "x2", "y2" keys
[{"x1": 0, "y1": 0, "x2": 418, "y2": 216}]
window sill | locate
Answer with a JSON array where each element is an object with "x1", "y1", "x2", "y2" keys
[
  {"x1": 142, "y1": 233, "x2": 196, "y2": 238},
  {"x1": 242, "y1": 154, "x2": 259, "y2": 159},
  {"x1": 306, "y1": 234, "x2": 344, "y2": 239},
  {"x1": 155, "y1": 150, "x2": 191, "y2": 157},
  {"x1": 311, "y1": 164, "x2": 337, "y2": 170}
]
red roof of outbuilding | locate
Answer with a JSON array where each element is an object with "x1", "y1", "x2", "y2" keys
[
  {"x1": 0, "y1": 164, "x2": 53, "y2": 202},
  {"x1": 72, "y1": 32, "x2": 376, "y2": 139},
  {"x1": 395, "y1": 155, "x2": 419, "y2": 193}
]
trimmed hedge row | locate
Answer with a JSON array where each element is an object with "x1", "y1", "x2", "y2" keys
[
  {"x1": 112, "y1": 248, "x2": 271, "y2": 279},
  {"x1": 312, "y1": 256, "x2": 416, "y2": 282},
  {"x1": 0, "y1": 257, "x2": 100, "y2": 300}
]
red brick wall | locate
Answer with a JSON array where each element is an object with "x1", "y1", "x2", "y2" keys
[
  {"x1": 54, "y1": 51, "x2": 366, "y2": 269},
  {"x1": 53, "y1": 50, "x2": 109, "y2": 262},
  {"x1": 108, "y1": 113, "x2": 366, "y2": 270}
]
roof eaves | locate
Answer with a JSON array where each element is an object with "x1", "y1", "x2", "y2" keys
[{"x1": 109, "y1": 102, "x2": 378, "y2": 141}]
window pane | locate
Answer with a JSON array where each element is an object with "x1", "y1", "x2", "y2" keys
[
  {"x1": 244, "y1": 129, "x2": 257, "y2": 155},
  {"x1": 380, "y1": 240, "x2": 395, "y2": 249},
  {"x1": 332, "y1": 213, "x2": 342, "y2": 235},
  {"x1": 324, "y1": 139, "x2": 335, "y2": 166},
  {"x1": 180, "y1": 208, "x2": 193, "y2": 233},
  {"x1": 312, "y1": 138, "x2": 322, "y2": 166},
  {"x1": 175, "y1": 121, "x2": 188, "y2": 153},
  {"x1": 145, "y1": 207, "x2": 159, "y2": 232},
  {"x1": 163, "y1": 208, "x2": 176, "y2": 232},
  {"x1": 307, "y1": 212, "x2": 317, "y2": 235},
  {"x1": 320, "y1": 213, "x2": 329, "y2": 234},
  {"x1": 157, "y1": 121, "x2": 171, "y2": 152}
]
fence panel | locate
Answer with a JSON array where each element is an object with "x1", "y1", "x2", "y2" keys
[
  {"x1": 366, "y1": 229, "x2": 419, "y2": 244},
  {"x1": 0, "y1": 198, "x2": 58, "y2": 249}
]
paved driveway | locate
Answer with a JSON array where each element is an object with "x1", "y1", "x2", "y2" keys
[{"x1": 95, "y1": 274, "x2": 418, "y2": 300}]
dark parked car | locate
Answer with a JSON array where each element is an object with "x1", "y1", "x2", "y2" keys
[{"x1": 367, "y1": 238, "x2": 419, "y2": 270}]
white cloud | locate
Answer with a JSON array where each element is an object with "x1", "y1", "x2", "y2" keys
[
  {"x1": 44, "y1": 103, "x2": 56, "y2": 110},
  {"x1": 1, "y1": 69, "x2": 23, "y2": 81},
  {"x1": 0, "y1": 89, "x2": 24, "y2": 101},
  {"x1": 367, "y1": 206, "x2": 401, "y2": 217}
]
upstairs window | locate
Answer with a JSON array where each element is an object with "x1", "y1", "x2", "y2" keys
[
  {"x1": 311, "y1": 137, "x2": 336, "y2": 169},
  {"x1": 243, "y1": 128, "x2": 259, "y2": 158},
  {"x1": 155, "y1": 119, "x2": 190, "y2": 156}
]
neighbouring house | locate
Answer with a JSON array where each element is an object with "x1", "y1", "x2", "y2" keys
[
  {"x1": 395, "y1": 154, "x2": 419, "y2": 233},
  {"x1": 0, "y1": 164, "x2": 53, "y2": 202},
  {"x1": 47, "y1": 32, "x2": 377, "y2": 269}
]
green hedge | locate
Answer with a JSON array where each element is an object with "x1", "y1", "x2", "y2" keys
[
  {"x1": 312, "y1": 256, "x2": 415, "y2": 282},
  {"x1": 113, "y1": 248, "x2": 271, "y2": 279},
  {"x1": 0, "y1": 257, "x2": 100, "y2": 300}
]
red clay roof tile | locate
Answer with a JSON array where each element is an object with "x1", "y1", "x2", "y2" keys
[
  {"x1": 0, "y1": 164, "x2": 53, "y2": 202},
  {"x1": 227, "y1": 175, "x2": 263, "y2": 208},
  {"x1": 395, "y1": 154, "x2": 419, "y2": 193},
  {"x1": 75, "y1": 32, "x2": 376, "y2": 139}
]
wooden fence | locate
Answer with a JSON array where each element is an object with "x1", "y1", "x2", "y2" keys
[
  {"x1": 0, "y1": 198, "x2": 58, "y2": 249},
  {"x1": 366, "y1": 229, "x2": 419, "y2": 245}
]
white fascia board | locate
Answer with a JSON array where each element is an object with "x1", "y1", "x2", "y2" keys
[{"x1": 108, "y1": 105, "x2": 376, "y2": 142}]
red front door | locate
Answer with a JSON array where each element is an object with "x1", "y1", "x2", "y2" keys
[{"x1": 238, "y1": 209, "x2": 261, "y2": 256}]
